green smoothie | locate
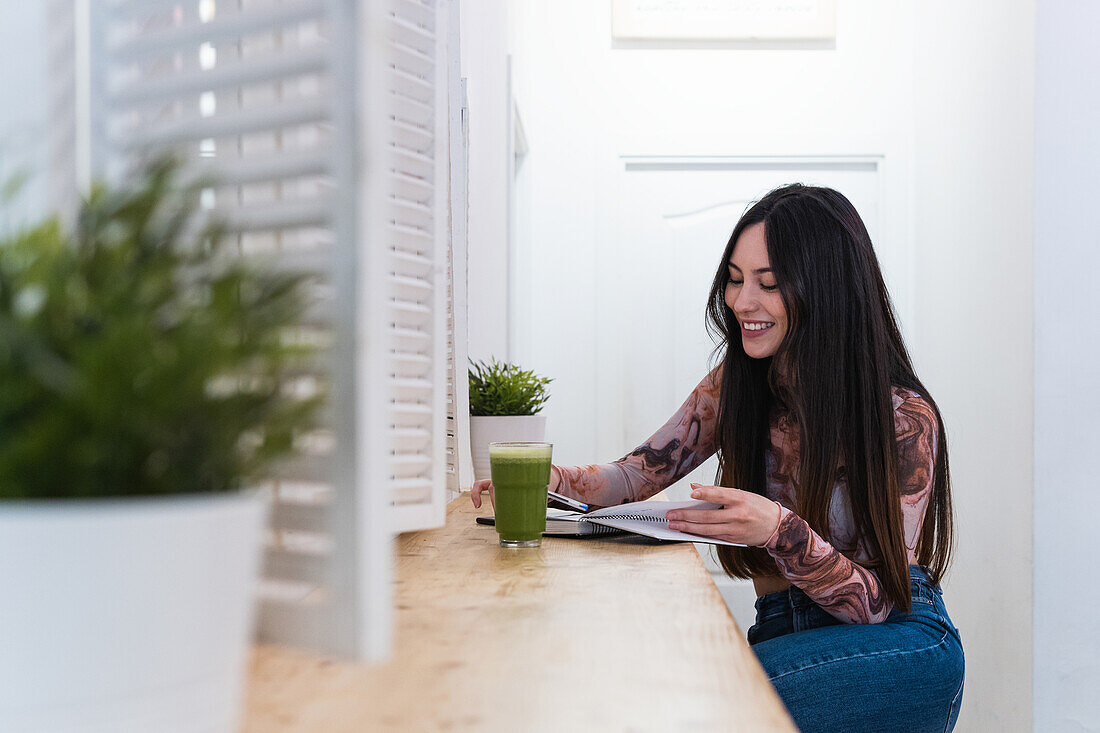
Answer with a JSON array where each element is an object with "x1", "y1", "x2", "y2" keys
[{"x1": 489, "y1": 442, "x2": 553, "y2": 547}]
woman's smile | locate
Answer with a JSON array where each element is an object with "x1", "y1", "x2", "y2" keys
[{"x1": 741, "y1": 319, "x2": 776, "y2": 337}]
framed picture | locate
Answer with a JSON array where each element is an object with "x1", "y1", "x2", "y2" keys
[{"x1": 611, "y1": 0, "x2": 838, "y2": 42}]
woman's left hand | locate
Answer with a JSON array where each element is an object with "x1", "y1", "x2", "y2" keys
[{"x1": 666, "y1": 483, "x2": 782, "y2": 547}]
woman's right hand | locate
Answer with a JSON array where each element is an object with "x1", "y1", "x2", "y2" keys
[{"x1": 470, "y1": 479, "x2": 495, "y2": 510}]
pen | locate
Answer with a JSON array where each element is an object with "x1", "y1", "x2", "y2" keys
[{"x1": 548, "y1": 490, "x2": 588, "y2": 512}]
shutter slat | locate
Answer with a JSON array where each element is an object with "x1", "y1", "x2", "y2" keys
[
  {"x1": 218, "y1": 196, "x2": 333, "y2": 233},
  {"x1": 394, "y1": 0, "x2": 436, "y2": 30},
  {"x1": 392, "y1": 326, "x2": 431, "y2": 343},
  {"x1": 393, "y1": 352, "x2": 432, "y2": 366},
  {"x1": 391, "y1": 477, "x2": 433, "y2": 495},
  {"x1": 393, "y1": 453, "x2": 431, "y2": 466},
  {"x1": 112, "y1": 46, "x2": 329, "y2": 105},
  {"x1": 110, "y1": 0, "x2": 193, "y2": 20},
  {"x1": 271, "y1": 454, "x2": 331, "y2": 483},
  {"x1": 393, "y1": 427, "x2": 431, "y2": 452},
  {"x1": 391, "y1": 196, "x2": 433, "y2": 220},
  {"x1": 391, "y1": 65, "x2": 434, "y2": 99},
  {"x1": 391, "y1": 296, "x2": 431, "y2": 312},
  {"x1": 387, "y1": 13, "x2": 436, "y2": 54},
  {"x1": 391, "y1": 145, "x2": 435, "y2": 177},
  {"x1": 393, "y1": 170, "x2": 432, "y2": 198},
  {"x1": 389, "y1": 39, "x2": 434, "y2": 78},
  {"x1": 119, "y1": 97, "x2": 330, "y2": 150},
  {"x1": 392, "y1": 401, "x2": 433, "y2": 415},
  {"x1": 392, "y1": 249, "x2": 433, "y2": 275},
  {"x1": 391, "y1": 222, "x2": 433, "y2": 247},
  {"x1": 242, "y1": 247, "x2": 331, "y2": 277},
  {"x1": 392, "y1": 118, "x2": 432, "y2": 152},
  {"x1": 264, "y1": 547, "x2": 330, "y2": 584},
  {"x1": 195, "y1": 148, "x2": 331, "y2": 185},
  {"x1": 392, "y1": 377, "x2": 433, "y2": 390},
  {"x1": 391, "y1": 273, "x2": 432, "y2": 293},
  {"x1": 110, "y1": 0, "x2": 327, "y2": 62},
  {"x1": 271, "y1": 501, "x2": 328, "y2": 534},
  {"x1": 391, "y1": 90, "x2": 433, "y2": 126},
  {"x1": 393, "y1": 225, "x2": 431, "y2": 254}
]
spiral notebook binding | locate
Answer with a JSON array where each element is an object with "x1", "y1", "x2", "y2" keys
[
  {"x1": 587, "y1": 514, "x2": 669, "y2": 524},
  {"x1": 584, "y1": 523, "x2": 623, "y2": 535}
]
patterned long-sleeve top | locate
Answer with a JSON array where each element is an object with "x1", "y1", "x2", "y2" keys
[{"x1": 550, "y1": 366, "x2": 939, "y2": 624}]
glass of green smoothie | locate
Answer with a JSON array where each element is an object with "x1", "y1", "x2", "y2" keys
[{"x1": 489, "y1": 441, "x2": 553, "y2": 548}]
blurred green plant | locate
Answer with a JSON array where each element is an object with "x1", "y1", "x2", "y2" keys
[
  {"x1": 0, "y1": 157, "x2": 323, "y2": 499},
  {"x1": 468, "y1": 358, "x2": 551, "y2": 417}
]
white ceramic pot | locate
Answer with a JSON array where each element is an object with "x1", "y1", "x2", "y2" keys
[
  {"x1": 470, "y1": 415, "x2": 548, "y2": 482},
  {"x1": 0, "y1": 490, "x2": 270, "y2": 733}
]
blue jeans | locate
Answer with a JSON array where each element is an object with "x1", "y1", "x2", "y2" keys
[{"x1": 748, "y1": 565, "x2": 964, "y2": 733}]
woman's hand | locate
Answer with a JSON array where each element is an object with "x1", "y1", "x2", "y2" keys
[
  {"x1": 666, "y1": 483, "x2": 782, "y2": 547},
  {"x1": 472, "y1": 465, "x2": 564, "y2": 510},
  {"x1": 470, "y1": 479, "x2": 494, "y2": 510}
]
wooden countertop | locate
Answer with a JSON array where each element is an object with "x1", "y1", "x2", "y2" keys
[{"x1": 244, "y1": 495, "x2": 796, "y2": 732}]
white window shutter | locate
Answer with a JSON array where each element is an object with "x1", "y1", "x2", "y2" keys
[
  {"x1": 61, "y1": 0, "x2": 462, "y2": 661},
  {"x1": 372, "y1": 0, "x2": 451, "y2": 532}
]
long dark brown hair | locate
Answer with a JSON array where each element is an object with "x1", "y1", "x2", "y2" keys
[{"x1": 705, "y1": 184, "x2": 953, "y2": 612}]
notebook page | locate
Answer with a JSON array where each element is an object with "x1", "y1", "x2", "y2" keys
[
  {"x1": 587, "y1": 500, "x2": 721, "y2": 520},
  {"x1": 585, "y1": 500, "x2": 746, "y2": 547},
  {"x1": 586, "y1": 516, "x2": 745, "y2": 546}
]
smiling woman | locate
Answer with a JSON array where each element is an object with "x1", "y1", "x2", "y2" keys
[{"x1": 471, "y1": 183, "x2": 965, "y2": 732}]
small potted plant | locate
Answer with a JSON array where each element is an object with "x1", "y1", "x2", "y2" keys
[
  {"x1": 0, "y1": 158, "x2": 321, "y2": 732},
  {"x1": 468, "y1": 357, "x2": 552, "y2": 481}
]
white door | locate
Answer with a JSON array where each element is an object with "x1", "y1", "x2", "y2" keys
[{"x1": 595, "y1": 158, "x2": 891, "y2": 632}]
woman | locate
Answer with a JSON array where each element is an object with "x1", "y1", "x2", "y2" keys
[{"x1": 471, "y1": 184, "x2": 964, "y2": 732}]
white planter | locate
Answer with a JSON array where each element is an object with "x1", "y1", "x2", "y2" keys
[
  {"x1": 470, "y1": 415, "x2": 548, "y2": 482},
  {"x1": 0, "y1": 490, "x2": 270, "y2": 733}
]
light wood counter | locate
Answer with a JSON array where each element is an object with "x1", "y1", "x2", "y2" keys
[{"x1": 244, "y1": 495, "x2": 796, "y2": 732}]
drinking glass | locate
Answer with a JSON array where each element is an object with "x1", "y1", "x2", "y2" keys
[{"x1": 488, "y1": 442, "x2": 553, "y2": 548}]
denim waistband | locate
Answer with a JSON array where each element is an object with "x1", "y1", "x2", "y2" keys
[
  {"x1": 908, "y1": 564, "x2": 939, "y2": 587},
  {"x1": 758, "y1": 564, "x2": 941, "y2": 613}
]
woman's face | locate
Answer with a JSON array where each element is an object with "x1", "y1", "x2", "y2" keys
[{"x1": 725, "y1": 222, "x2": 788, "y2": 359}]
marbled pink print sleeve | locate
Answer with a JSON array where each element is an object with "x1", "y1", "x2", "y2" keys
[
  {"x1": 550, "y1": 366, "x2": 722, "y2": 508},
  {"x1": 761, "y1": 390, "x2": 939, "y2": 624}
]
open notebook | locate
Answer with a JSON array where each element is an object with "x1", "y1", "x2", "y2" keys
[{"x1": 485, "y1": 499, "x2": 747, "y2": 547}]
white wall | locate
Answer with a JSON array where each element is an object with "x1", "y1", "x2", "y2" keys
[
  {"x1": 461, "y1": 1, "x2": 1037, "y2": 729},
  {"x1": 1034, "y1": 2, "x2": 1100, "y2": 730},
  {"x1": 912, "y1": 3, "x2": 1035, "y2": 729},
  {"x1": 504, "y1": 1, "x2": 918, "y2": 471},
  {"x1": 459, "y1": 0, "x2": 511, "y2": 363}
]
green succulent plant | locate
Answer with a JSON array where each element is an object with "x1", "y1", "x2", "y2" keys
[
  {"x1": 468, "y1": 358, "x2": 551, "y2": 417},
  {"x1": 0, "y1": 157, "x2": 323, "y2": 499}
]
